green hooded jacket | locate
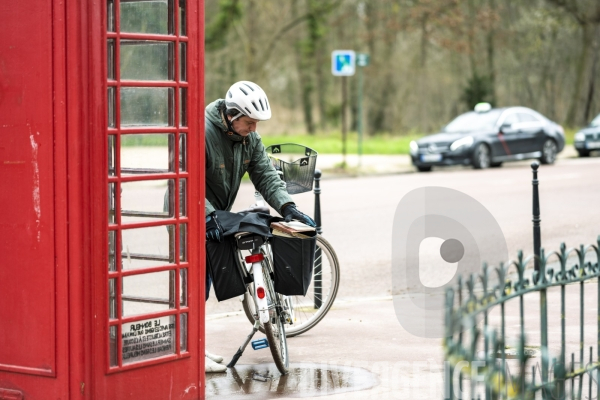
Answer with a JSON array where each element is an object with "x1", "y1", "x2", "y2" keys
[{"x1": 204, "y1": 99, "x2": 293, "y2": 217}]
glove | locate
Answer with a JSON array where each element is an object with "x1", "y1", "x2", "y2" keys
[
  {"x1": 206, "y1": 213, "x2": 224, "y2": 242},
  {"x1": 281, "y1": 204, "x2": 316, "y2": 227}
]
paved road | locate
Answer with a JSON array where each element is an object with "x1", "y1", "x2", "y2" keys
[{"x1": 205, "y1": 154, "x2": 600, "y2": 399}]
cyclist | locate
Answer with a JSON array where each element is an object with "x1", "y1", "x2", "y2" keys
[{"x1": 203, "y1": 80, "x2": 315, "y2": 372}]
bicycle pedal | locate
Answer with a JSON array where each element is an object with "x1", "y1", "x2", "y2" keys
[{"x1": 251, "y1": 338, "x2": 269, "y2": 350}]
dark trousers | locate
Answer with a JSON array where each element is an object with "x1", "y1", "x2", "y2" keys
[{"x1": 205, "y1": 267, "x2": 212, "y2": 301}]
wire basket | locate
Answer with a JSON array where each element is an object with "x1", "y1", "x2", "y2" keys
[{"x1": 266, "y1": 143, "x2": 318, "y2": 195}]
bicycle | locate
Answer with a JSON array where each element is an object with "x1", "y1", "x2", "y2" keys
[
  {"x1": 244, "y1": 143, "x2": 340, "y2": 337},
  {"x1": 226, "y1": 227, "x2": 291, "y2": 374},
  {"x1": 225, "y1": 144, "x2": 340, "y2": 374}
]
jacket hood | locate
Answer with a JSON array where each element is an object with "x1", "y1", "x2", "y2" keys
[
  {"x1": 205, "y1": 98, "x2": 246, "y2": 142},
  {"x1": 206, "y1": 99, "x2": 227, "y2": 132}
]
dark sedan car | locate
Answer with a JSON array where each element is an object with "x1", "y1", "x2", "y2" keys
[
  {"x1": 574, "y1": 113, "x2": 600, "y2": 157},
  {"x1": 410, "y1": 103, "x2": 565, "y2": 172}
]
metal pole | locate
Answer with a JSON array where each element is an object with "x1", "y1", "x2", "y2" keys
[
  {"x1": 341, "y1": 76, "x2": 347, "y2": 169},
  {"x1": 357, "y1": 65, "x2": 363, "y2": 167},
  {"x1": 531, "y1": 161, "x2": 541, "y2": 273},
  {"x1": 313, "y1": 169, "x2": 322, "y2": 309},
  {"x1": 313, "y1": 169, "x2": 322, "y2": 234}
]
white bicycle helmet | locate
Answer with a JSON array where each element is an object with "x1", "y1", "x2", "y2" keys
[{"x1": 225, "y1": 81, "x2": 272, "y2": 121}]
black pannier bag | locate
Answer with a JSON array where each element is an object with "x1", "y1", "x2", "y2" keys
[
  {"x1": 206, "y1": 239, "x2": 248, "y2": 302},
  {"x1": 271, "y1": 231, "x2": 317, "y2": 296}
]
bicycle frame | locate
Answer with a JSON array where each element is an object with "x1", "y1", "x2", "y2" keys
[
  {"x1": 245, "y1": 251, "x2": 270, "y2": 324},
  {"x1": 234, "y1": 232, "x2": 272, "y2": 324}
]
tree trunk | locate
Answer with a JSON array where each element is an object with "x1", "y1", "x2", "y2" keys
[
  {"x1": 420, "y1": 13, "x2": 429, "y2": 68},
  {"x1": 583, "y1": 25, "x2": 600, "y2": 123},
  {"x1": 292, "y1": 0, "x2": 315, "y2": 134},
  {"x1": 566, "y1": 23, "x2": 594, "y2": 127},
  {"x1": 307, "y1": 0, "x2": 327, "y2": 131},
  {"x1": 486, "y1": 0, "x2": 496, "y2": 104},
  {"x1": 467, "y1": 0, "x2": 477, "y2": 77},
  {"x1": 244, "y1": 0, "x2": 258, "y2": 79}
]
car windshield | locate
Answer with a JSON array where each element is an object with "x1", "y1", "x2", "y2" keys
[
  {"x1": 590, "y1": 114, "x2": 600, "y2": 127},
  {"x1": 443, "y1": 110, "x2": 502, "y2": 133}
]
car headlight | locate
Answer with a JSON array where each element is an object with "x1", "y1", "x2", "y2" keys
[
  {"x1": 409, "y1": 141, "x2": 419, "y2": 155},
  {"x1": 574, "y1": 132, "x2": 586, "y2": 142},
  {"x1": 450, "y1": 136, "x2": 474, "y2": 151}
]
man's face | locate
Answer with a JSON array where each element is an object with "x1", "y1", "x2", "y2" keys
[{"x1": 230, "y1": 115, "x2": 260, "y2": 137}]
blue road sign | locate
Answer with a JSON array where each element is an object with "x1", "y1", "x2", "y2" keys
[{"x1": 331, "y1": 50, "x2": 356, "y2": 76}]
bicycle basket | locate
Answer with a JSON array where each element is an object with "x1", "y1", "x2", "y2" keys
[{"x1": 265, "y1": 143, "x2": 318, "y2": 195}]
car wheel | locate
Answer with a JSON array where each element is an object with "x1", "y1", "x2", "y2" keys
[
  {"x1": 472, "y1": 144, "x2": 491, "y2": 169},
  {"x1": 490, "y1": 162, "x2": 503, "y2": 168},
  {"x1": 577, "y1": 149, "x2": 590, "y2": 157},
  {"x1": 417, "y1": 166, "x2": 432, "y2": 172},
  {"x1": 540, "y1": 139, "x2": 558, "y2": 164}
]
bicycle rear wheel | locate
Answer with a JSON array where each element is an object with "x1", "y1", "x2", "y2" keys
[
  {"x1": 260, "y1": 259, "x2": 289, "y2": 374},
  {"x1": 243, "y1": 235, "x2": 340, "y2": 337}
]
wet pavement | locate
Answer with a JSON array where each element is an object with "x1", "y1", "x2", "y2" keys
[
  {"x1": 205, "y1": 363, "x2": 378, "y2": 399},
  {"x1": 204, "y1": 153, "x2": 600, "y2": 399}
]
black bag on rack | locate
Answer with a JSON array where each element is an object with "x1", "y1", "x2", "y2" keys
[
  {"x1": 206, "y1": 239, "x2": 247, "y2": 302},
  {"x1": 206, "y1": 210, "x2": 276, "y2": 302},
  {"x1": 271, "y1": 231, "x2": 317, "y2": 296}
]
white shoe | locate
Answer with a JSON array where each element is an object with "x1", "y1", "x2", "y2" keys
[
  {"x1": 205, "y1": 350, "x2": 224, "y2": 364},
  {"x1": 205, "y1": 356, "x2": 227, "y2": 373}
]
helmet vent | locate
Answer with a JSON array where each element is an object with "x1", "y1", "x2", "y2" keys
[
  {"x1": 227, "y1": 91, "x2": 232, "y2": 98},
  {"x1": 265, "y1": 98, "x2": 269, "y2": 110},
  {"x1": 244, "y1": 107, "x2": 252, "y2": 114},
  {"x1": 252, "y1": 102, "x2": 259, "y2": 111},
  {"x1": 258, "y1": 99, "x2": 264, "y2": 111},
  {"x1": 243, "y1": 82, "x2": 255, "y2": 91},
  {"x1": 239, "y1": 87, "x2": 248, "y2": 95}
]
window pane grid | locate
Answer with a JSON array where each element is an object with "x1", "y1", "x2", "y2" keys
[{"x1": 106, "y1": 0, "x2": 188, "y2": 371}]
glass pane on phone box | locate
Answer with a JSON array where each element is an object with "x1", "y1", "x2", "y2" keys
[
  {"x1": 120, "y1": 87, "x2": 174, "y2": 127},
  {"x1": 179, "y1": 87, "x2": 187, "y2": 127},
  {"x1": 107, "y1": 87, "x2": 116, "y2": 128},
  {"x1": 109, "y1": 326, "x2": 118, "y2": 367},
  {"x1": 178, "y1": 134, "x2": 187, "y2": 171},
  {"x1": 120, "y1": 40, "x2": 173, "y2": 81},
  {"x1": 121, "y1": 134, "x2": 172, "y2": 174},
  {"x1": 107, "y1": 39, "x2": 115, "y2": 80},
  {"x1": 179, "y1": 269, "x2": 187, "y2": 306},
  {"x1": 121, "y1": 179, "x2": 173, "y2": 223},
  {"x1": 121, "y1": 225, "x2": 175, "y2": 269},
  {"x1": 108, "y1": 231, "x2": 117, "y2": 271},
  {"x1": 180, "y1": 313, "x2": 188, "y2": 352},
  {"x1": 178, "y1": 0, "x2": 186, "y2": 36},
  {"x1": 108, "y1": 135, "x2": 116, "y2": 175},
  {"x1": 120, "y1": 0, "x2": 173, "y2": 35},
  {"x1": 178, "y1": 42, "x2": 186, "y2": 81},
  {"x1": 122, "y1": 315, "x2": 175, "y2": 364},
  {"x1": 122, "y1": 270, "x2": 174, "y2": 317}
]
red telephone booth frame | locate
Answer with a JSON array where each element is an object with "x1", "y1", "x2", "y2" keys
[{"x1": 0, "y1": 0, "x2": 205, "y2": 398}]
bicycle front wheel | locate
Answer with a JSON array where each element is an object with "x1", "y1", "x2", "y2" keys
[{"x1": 243, "y1": 235, "x2": 340, "y2": 337}]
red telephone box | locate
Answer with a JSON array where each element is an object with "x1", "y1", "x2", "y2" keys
[{"x1": 0, "y1": 1, "x2": 206, "y2": 399}]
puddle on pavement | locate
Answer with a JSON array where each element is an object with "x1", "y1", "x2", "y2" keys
[{"x1": 205, "y1": 363, "x2": 378, "y2": 399}]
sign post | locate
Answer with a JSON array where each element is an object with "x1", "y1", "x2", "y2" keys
[
  {"x1": 356, "y1": 53, "x2": 370, "y2": 167},
  {"x1": 331, "y1": 50, "x2": 356, "y2": 169}
]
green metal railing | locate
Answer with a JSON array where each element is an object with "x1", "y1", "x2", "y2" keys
[{"x1": 444, "y1": 237, "x2": 600, "y2": 400}]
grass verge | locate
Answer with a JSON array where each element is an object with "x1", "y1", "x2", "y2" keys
[{"x1": 260, "y1": 132, "x2": 421, "y2": 155}]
